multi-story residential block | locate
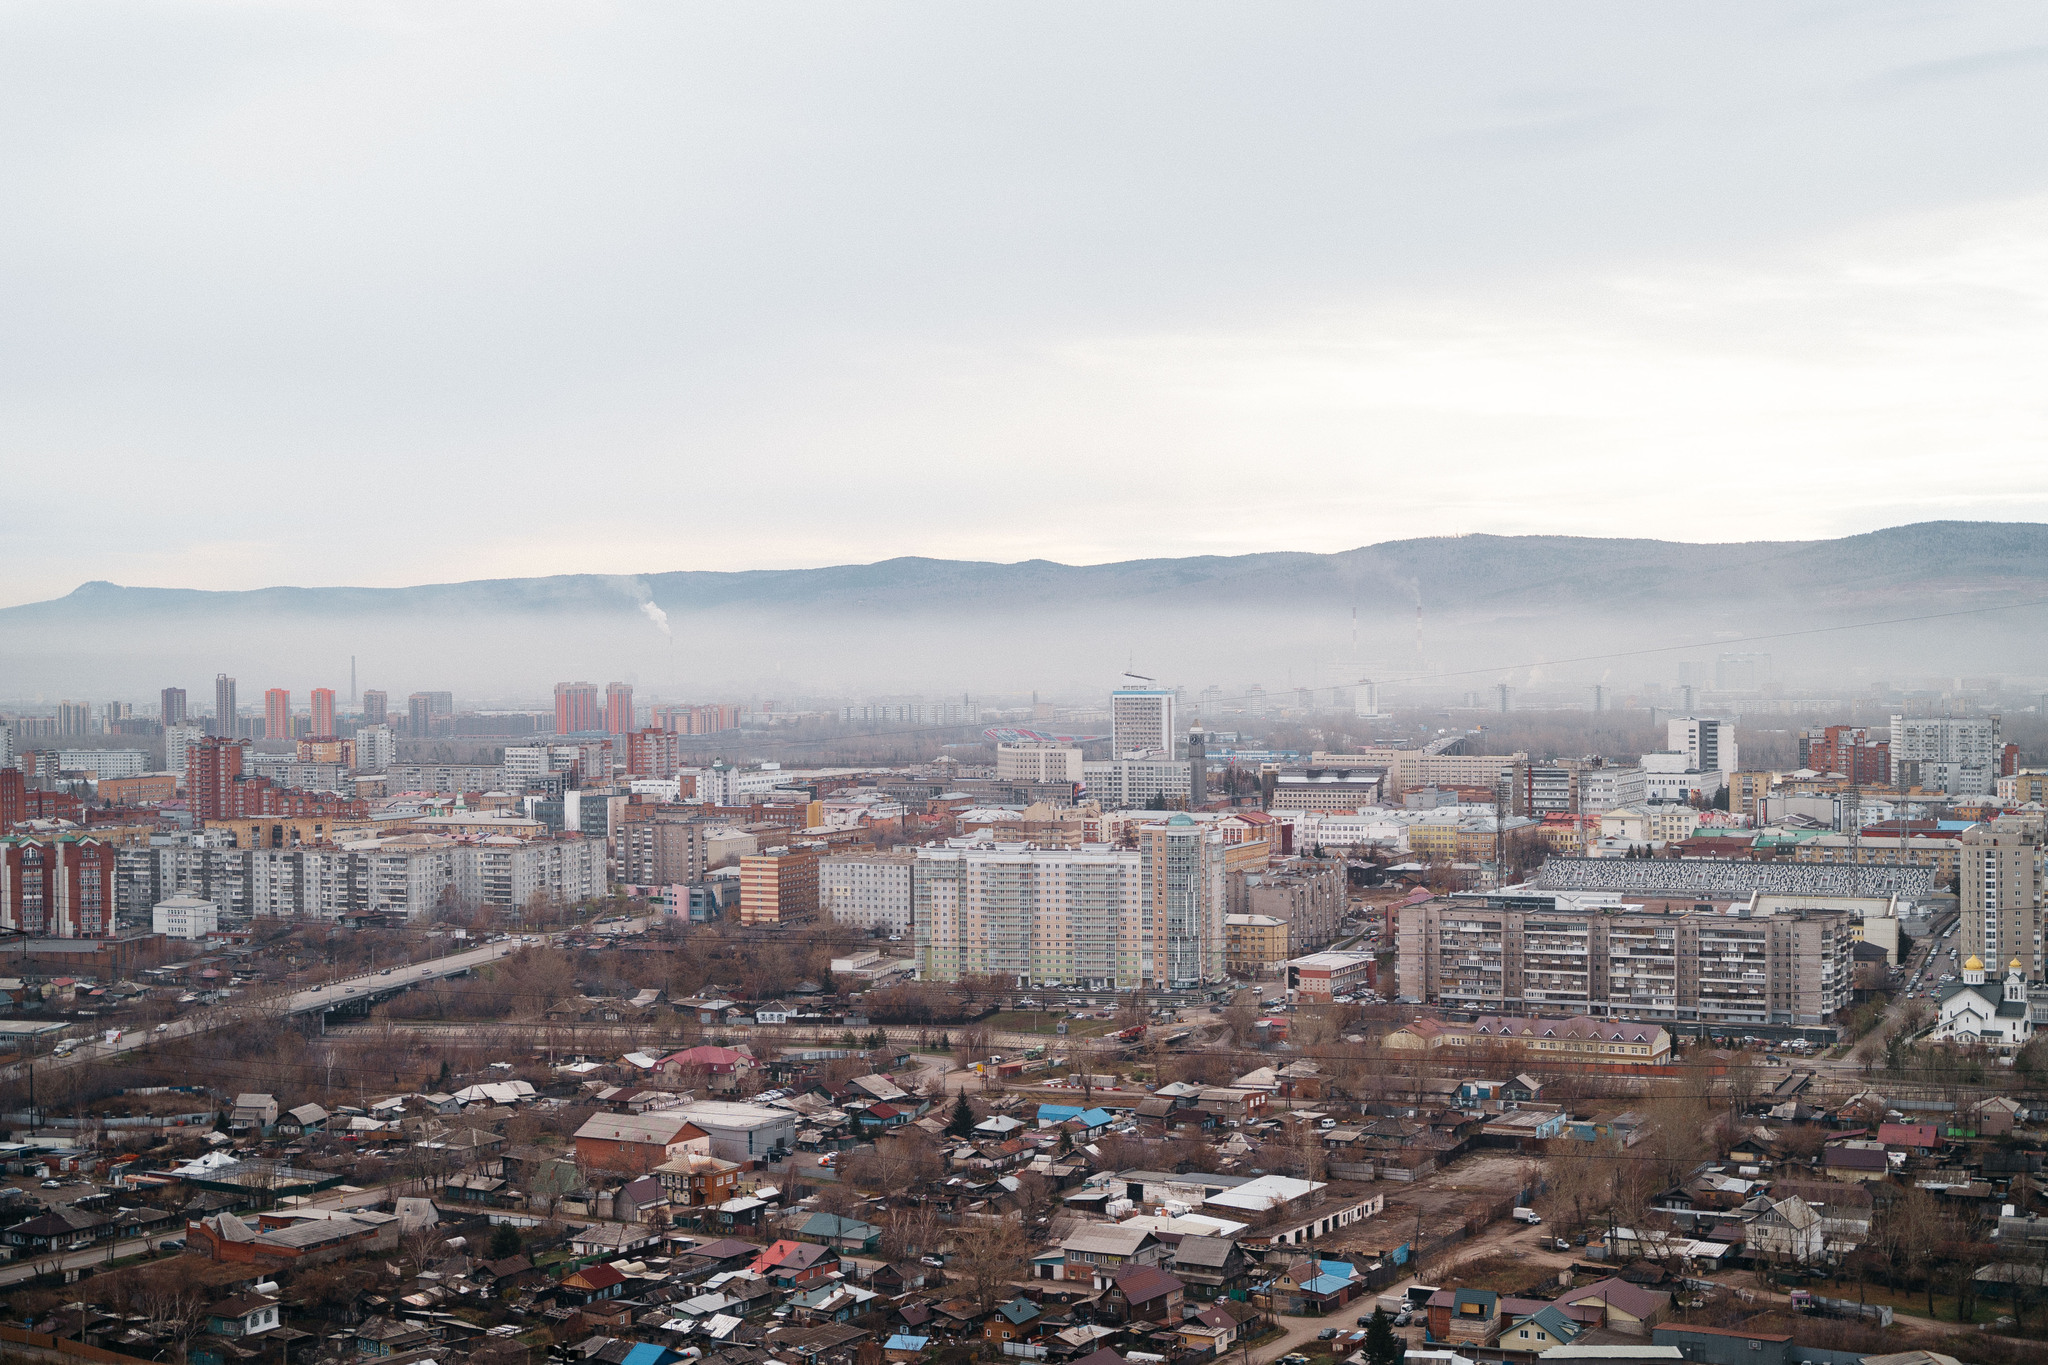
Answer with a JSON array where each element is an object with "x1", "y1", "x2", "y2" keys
[
  {"x1": 1138, "y1": 814, "x2": 1227, "y2": 986},
  {"x1": 1228, "y1": 857, "x2": 1344, "y2": 957},
  {"x1": 263, "y1": 689, "x2": 291, "y2": 742},
  {"x1": 354, "y1": 725, "x2": 396, "y2": 772},
  {"x1": 160, "y1": 687, "x2": 188, "y2": 727},
  {"x1": 361, "y1": 690, "x2": 388, "y2": 726},
  {"x1": 996, "y1": 743, "x2": 1083, "y2": 784},
  {"x1": 619, "y1": 810, "x2": 710, "y2": 887},
  {"x1": 2000, "y1": 771, "x2": 2048, "y2": 806},
  {"x1": 1398, "y1": 890, "x2": 1855, "y2": 1026},
  {"x1": 1727, "y1": 771, "x2": 1773, "y2": 821},
  {"x1": 914, "y1": 841, "x2": 1149, "y2": 988},
  {"x1": 1225, "y1": 914, "x2": 1289, "y2": 974},
  {"x1": 1578, "y1": 765, "x2": 1646, "y2": 813},
  {"x1": 383, "y1": 762, "x2": 505, "y2": 793},
  {"x1": 625, "y1": 727, "x2": 681, "y2": 778},
  {"x1": 0, "y1": 832, "x2": 117, "y2": 936},
  {"x1": 555, "y1": 681, "x2": 601, "y2": 735},
  {"x1": 1891, "y1": 714, "x2": 2002, "y2": 795},
  {"x1": 1083, "y1": 757, "x2": 1190, "y2": 809},
  {"x1": 739, "y1": 845, "x2": 821, "y2": 926},
  {"x1": 456, "y1": 833, "x2": 606, "y2": 912},
  {"x1": 820, "y1": 849, "x2": 915, "y2": 935},
  {"x1": 310, "y1": 688, "x2": 336, "y2": 737},
  {"x1": 1961, "y1": 814, "x2": 2046, "y2": 984},
  {"x1": 406, "y1": 693, "x2": 434, "y2": 738},
  {"x1": 57, "y1": 749, "x2": 149, "y2": 779},
  {"x1": 605, "y1": 682, "x2": 635, "y2": 736},
  {"x1": 1799, "y1": 725, "x2": 1890, "y2": 784},
  {"x1": 1512, "y1": 761, "x2": 1582, "y2": 816},
  {"x1": 1668, "y1": 717, "x2": 1738, "y2": 778}
]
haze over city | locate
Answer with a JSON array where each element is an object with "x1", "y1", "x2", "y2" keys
[{"x1": 8, "y1": 7, "x2": 2048, "y2": 1361}]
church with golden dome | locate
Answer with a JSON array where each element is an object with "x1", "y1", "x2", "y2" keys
[{"x1": 1932, "y1": 953, "x2": 2034, "y2": 1050}]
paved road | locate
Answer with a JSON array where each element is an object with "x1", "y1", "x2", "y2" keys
[
  {"x1": 0, "y1": 1230, "x2": 185, "y2": 1287},
  {"x1": 0, "y1": 938, "x2": 532, "y2": 1082}
]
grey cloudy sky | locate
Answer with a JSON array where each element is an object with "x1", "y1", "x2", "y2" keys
[{"x1": 5, "y1": 1, "x2": 2048, "y2": 605}]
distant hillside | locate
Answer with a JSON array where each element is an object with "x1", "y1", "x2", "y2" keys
[{"x1": 5, "y1": 521, "x2": 2046, "y2": 698}]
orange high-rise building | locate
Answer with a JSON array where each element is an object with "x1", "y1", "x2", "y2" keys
[
  {"x1": 264, "y1": 689, "x2": 290, "y2": 740},
  {"x1": 310, "y1": 687, "x2": 336, "y2": 737},
  {"x1": 606, "y1": 682, "x2": 635, "y2": 736},
  {"x1": 555, "y1": 681, "x2": 599, "y2": 735}
]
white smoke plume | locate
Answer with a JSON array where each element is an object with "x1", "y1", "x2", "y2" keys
[{"x1": 638, "y1": 598, "x2": 671, "y2": 637}]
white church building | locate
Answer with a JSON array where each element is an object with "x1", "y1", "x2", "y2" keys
[{"x1": 1933, "y1": 955, "x2": 2034, "y2": 1051}]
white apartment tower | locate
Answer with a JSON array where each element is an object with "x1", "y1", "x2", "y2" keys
[
  {"x1": 354, "y1": 724, "x2": 395, "y2": 772},
  {"x1": 821, "y1": 850, "x2": 916, "y2": 935},
  {"x1": 1891, "y1": 714, "x2": 2002, "y2": 796},
  {"x1": 1667, "y1": 717, "x2": 1737, "y2": 778},
  {"x1": 914, "y1": 842, "x2": 1151, "y2": 989},
  {"x1": 1111, "y1": 688, "x2": 1176, "y2": 757}
]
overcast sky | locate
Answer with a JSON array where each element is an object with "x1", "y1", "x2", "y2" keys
[{"x1": 5, "y1": 2, "x2": 2047, "y2": 606}]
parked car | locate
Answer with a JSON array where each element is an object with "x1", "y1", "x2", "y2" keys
[
  {"x1": 1317, "y1": 1330, "x2": 1338, "y2": 1341},
  {"x1": 1553, "y1": 1237, "x2": 1571, "y2": 1251}
]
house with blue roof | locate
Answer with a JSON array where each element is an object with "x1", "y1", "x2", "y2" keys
[
  {"x1": 883, "y1": 1336, "x2": 930, "y2": 1362},
  {"x1": 1270, "y1": 1256, "x2": 1359, "y2": 1314},
  {"x1": 799, "y1": 1209, "x2": 883, "y2": 1251},
  {"x1": 621, "y1": 1345, "x2": 686, "y2": 1365},
  {"x1": 1036, "y1": 1104, "x2": 1114, "y2": 1134}
]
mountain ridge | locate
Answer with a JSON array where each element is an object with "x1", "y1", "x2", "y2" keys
[{"x1": 14, "y1": 520, "x2": 2048, "y2": 618}]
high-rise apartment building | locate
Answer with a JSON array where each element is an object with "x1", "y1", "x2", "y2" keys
[
  {"x1": 361, "y1": 690, "x2": 388, "y2": 726},
  {"x1": 214, "y1": 674, "x2": 237, "y2": 736},
  {"x1": 625, "y1": 727, "x2": 681, "y2": 778},
  {"x1": 422, "y1": 691, "x2": 454, "y2": 718},
  {"x1": 1229, "y1": 857, "x2": 1345, "y2": 957},
  {"x1": 1111, "y1": 688, "x2": 1176, "y2": 757},
  {"x1": 1961, "y1": 814, "x2": 2046, "y2": 981},
  {"x1": 1398, "y1": 891, "x2": 1855, "y2": 1026},
  {"x1": 165, "y1": 725, "x2": 205, "y2": 784},
  {"x1": 556, "y1": 681, "x2": 600, "y2": 735},
  {"x1": 653, "y1": 703, "x2": 745, "y2": 735},
  {"x1": 618, "y1": 810, "x2": 709, "y2": 886},
  {"x1": 606, "y1": 682, "x2": 635, "y2": 736},
  {"x1": 407, "y1": 693, "x2": 434, "y2": 738},
  {"x1": 995, "y1": 743, "x2": 1083, "y2": 784},
  {"x1": 1137, "y1": 814, "x2": 1227, "y2": 986},
  {"x1": 1891, "y1": 715, "x2": 2002, "y2": 796},
  {"x1": 57, "y1": 700, "x2": 93, "y2": 738},
  {"x1": 821, "y1": 850, "x2": 916, "y2": 935},
  {"x1": 914, "y1": 841, "x2": 1150, "y2": 988},
  {"x1": 0, "y1": 833, "x2": 118, "y2": 937},
  {"x1": 1799, "y1": 725, "x2": 1890, "y2": 785},
  {"x1": 739, "y1": 845, "x2": 820, "y2": 926},
  {"x1": 355, "y1": 725, "x2": 395, "y2": 772},
  {"x1": 1511, "y1": 761, "x2": 1583, "y2": 816},
  {"x1": 310, "y1": 688, "x2": 336, "y2": 737},
  {"x1": 264, "y1": 689, "x2": 291, "y2": 741},
  {"x1": 187, "y1": 738, "x2": 248, "y2": 820},
  {"x1": 1668, "y1": 717, "x2": 1737, "y2": 777},
  {"x1": 160, "y1": 687, "x2": 188, "y2": 727},
  {"x1": 0, "y1": 768, "x2": 25, "y2": 832}
]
